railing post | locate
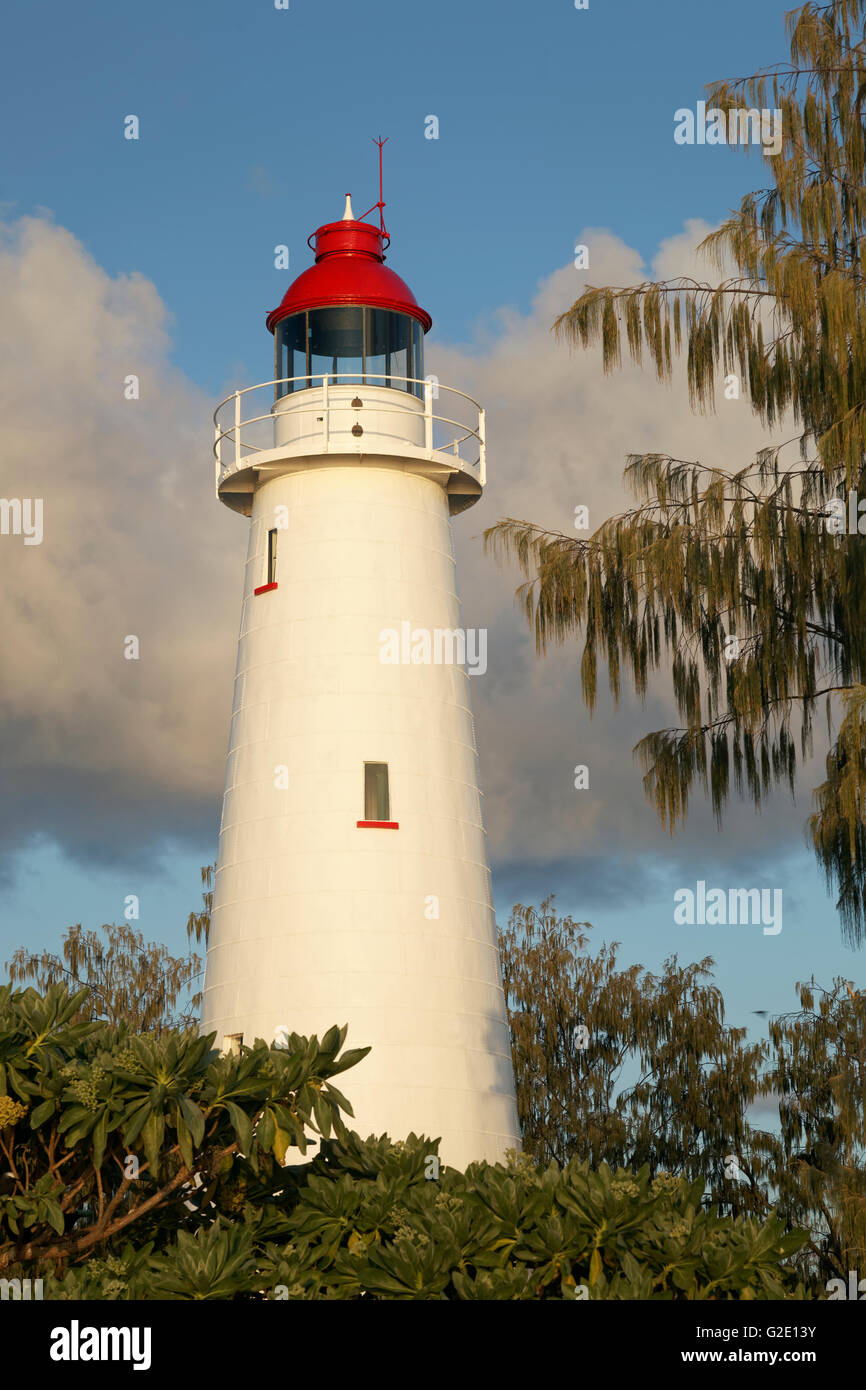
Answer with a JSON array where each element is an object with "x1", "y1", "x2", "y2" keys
[
  {"x1": 234, "y1": 391, "x2": 241, "y2": 468},
  {"x1": 322, "y1": 373, "x2": 329, "y2": 450},
  {"x1": 424, "y1": 379, "x2": 433, "y2": 455},
  {"x1": 478, "y1": 407, "x2": 486, "y2": 488}
]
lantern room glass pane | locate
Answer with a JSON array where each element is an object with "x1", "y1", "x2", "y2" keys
[
  {"x1": 365, "y1": 309, "x2": 420, "y2": 394},
  {"x1": 308, "y1": 306, "x2": 363, "y2": 385},
  {"x1": 275, "y1": 314, "x2": 308, "y2": 396},
  {"x1": 412, "y1": 320, "x2": 424, "y2": 393}
]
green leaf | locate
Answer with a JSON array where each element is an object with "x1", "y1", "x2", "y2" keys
[
  {"x1": 312, "y1": 1091, "x2": 332, "y2": 1140},
  {"x1": 92, "y1": 1112, "x2": 109, "y2": 1170},
  {"x1": 142, "y1": 1110, "x2": 164, "y2": 1176},
  {"x1": 44, "y1": 1200, "x2": 65, "y2": 1236},
  {"x1": 328, "y1": 1046, "x2": 372, "y2": 1077},
  {"x1": 178, "y1": 1095, "x2": 205, "y2": 1148},
  {"x1": 274, "y1": 1127, "x2": 291, "y2": 1166},
  {"x1": 256, "y1": 1105, "x2": 275, "y2": 1153},
  {"x1": 30, "y1": 1098, "x2": 55, "y2": 1128},
  {"x1": 225, "y1": 1101, "x2": 253, "y2": 1156},
  {"x1": 175, "y1": 1114, "x2": 194, "y2": 1171}
]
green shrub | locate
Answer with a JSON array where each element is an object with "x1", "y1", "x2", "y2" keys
[{"x1": 0, "y1": 985, "x2": 811, "y2": 1299}]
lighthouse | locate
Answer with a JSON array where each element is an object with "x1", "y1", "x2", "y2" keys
[{"x1": 201, "y1": 172, "x2": 520, "y2": 1169}]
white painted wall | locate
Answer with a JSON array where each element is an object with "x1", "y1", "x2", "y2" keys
[
  {"x1": 273, "y1": 382, "x2": 426, "y2": 452},
  {"x1": 201, "y1": 459, "x2": 521, "y2": 1169}
]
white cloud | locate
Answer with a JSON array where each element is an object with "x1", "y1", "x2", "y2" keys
[
  {"x1": 428, "y1": 223, "x2": 816, "y2": 873},
  {"x1": 0, "y1": 217, "x2": 243, "y2": 864},
  {"x1": 0, "y1": 215, "x2": 815, "y2": 881}
]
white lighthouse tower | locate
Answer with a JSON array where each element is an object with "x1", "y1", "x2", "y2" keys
[{"x1": 201, "y1": 171, "x2": 520, "y2": 1169}]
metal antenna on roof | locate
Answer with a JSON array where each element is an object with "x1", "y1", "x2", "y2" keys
[{"x1": 360, "y1": 136, "x2": 389, "y2": 238}]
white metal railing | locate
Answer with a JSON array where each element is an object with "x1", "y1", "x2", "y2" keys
[{"x1": 213, "y1": 374, "x2": 486, "y2": 490}]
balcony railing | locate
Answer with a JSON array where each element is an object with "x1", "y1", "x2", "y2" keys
[{"x1": 213, "y1": 374, "x2": 486, "y2": 494}]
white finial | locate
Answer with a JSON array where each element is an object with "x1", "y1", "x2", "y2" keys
[{"x1": 342, "y1": 194, "x2": 354, "y2": 221}]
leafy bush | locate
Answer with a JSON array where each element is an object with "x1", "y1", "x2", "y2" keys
[
  {"x1": 248, "y1": 1137, "x2": 809, "y2": 1301},
  {"x1": 38, "y1": 1137, "x2": 810, "y2": 1300},
  {"x1": 0, "y1": 982, "x2": 366, "y2": 1273},
  {"x1": 0, "y1": 984, "x2": 812, "y2": 1299}
]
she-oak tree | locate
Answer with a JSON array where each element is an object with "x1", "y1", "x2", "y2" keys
[{"x1": 485, "y1": 0, "x2": 866, "y2": 943}]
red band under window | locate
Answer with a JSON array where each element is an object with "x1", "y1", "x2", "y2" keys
[
  {"x1": 253, "y1": 582, "x2": 278, "y2": 595},
  {"x1": 356, "y1": 820, "x2": 399, "y2": 829}
]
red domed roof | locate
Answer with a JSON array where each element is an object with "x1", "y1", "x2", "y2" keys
[{"x1": 266, "y1": 213, "x2": 432, "y2": 334}]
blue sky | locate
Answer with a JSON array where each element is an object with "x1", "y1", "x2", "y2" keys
[
  {"x1": 4, "y1": 0, "x2": 784, "y2": 385},
  {"x1": 1, "y1": 0, "x2": 858, "y2": 1038}
]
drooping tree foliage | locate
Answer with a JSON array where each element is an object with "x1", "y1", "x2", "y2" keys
[
  {"x1": 754, "y1": 975, "x2": 866, "y2": 1280},
  {"x1": 186, "y1": 864, "x2": 214, "y2": 948},
  {"x1": 501, "y1": 900, "x2": 765, "y2": 1200},
  {"x1": 500, "y1": 898, "x2": 866, "y2": 1284},
  {"x1": 6, "y1": 866, "x2": 216, "y2": 1032},
  {"x1": 7, "y1": 922, "x2": 203, "y2": 1034},
  {"x1": 485, "y1": 0, "x2": 866, "y2": 943}
]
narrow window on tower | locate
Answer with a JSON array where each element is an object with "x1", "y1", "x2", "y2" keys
[
  {"x1": 267, "y1": 528, "x2": 277, "y2": 584},
  {"x1": 365, "y1": 762, "x2": 388, "y2": 820},
  {"x1": 358, "y1": 762, "x2": 398, "y2": 827},
  {"x1": 255, "y1": 530, "x2": 278, "y2": 595},
  {"x1": 224, "y1": 1033, "x2": 243, "y2": 1056}
]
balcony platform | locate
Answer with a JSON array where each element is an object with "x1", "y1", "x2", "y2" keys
[{"x1": 214, "y1": 375, "x2": 486, "y2": 517}]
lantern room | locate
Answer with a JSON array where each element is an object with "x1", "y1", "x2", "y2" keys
[
  {"x1": 273, "y1": 307, "x2": 425, "y2": 397},
  {"x1": 266, "y1": 197, "x2": 432, "y2": 398}
]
